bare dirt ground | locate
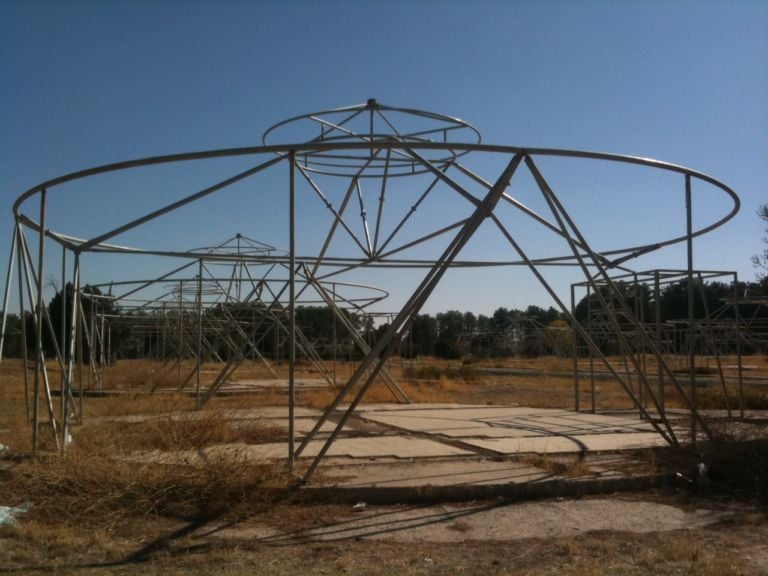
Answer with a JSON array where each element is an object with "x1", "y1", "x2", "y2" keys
[
  {"x1": 2, "y1": 357, "x2": 767, "y2": 575},
  {"x1": 2, "y1": 493, "x2": 767, "y2": 575}
]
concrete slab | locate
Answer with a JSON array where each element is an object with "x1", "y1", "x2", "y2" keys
[
  {"x1": 133, "y1": 436, "x2": 475, "y2": 463},
  {"x1": 230, "y1": 417, "x2": 337, "y2": 434},
  {"x1": 409, "y1": 426, "x2": 540, "y2": 439},
  {"x1": 359, "y1": 413, "x2": 497, "y2": 434},
  {"x1": 124, "y1": 402, "x2": 676, "y2": 503},
  {"x1": 291, "y1": 418, "x2": 339, "y2": 434},
  {"x1": 547, "y1": 412, "x2": 657, "y2": 426},
  {"x1": 479, "y1": 419, "x2": 650, "y2": 435},
  {"x1": 224, "y1": 378, "x2": 328, "y2": 389},
  {"x1": 463, "y1": 432, "x2": 668, "y2": 454},
  {"x1": 321, "y1": 458, "x2": 551, "y2": 488},
  {"x1": 286, "y1": 436, "x2": 473, "y2": 459},
  {"x1": 352, "y1": 404, "x2": 541, "y2": 414},
  {"x1": 93, "y1": 406, "x2": 324, "y2": 424},
  {"x1": 134, "y1": 431, "x2": 662, "y2": 466},
  {"x1": 357, "y1": 406, "x2": 660, "y2": 444},
  {"x1": 219, "y1": 407, "x2": 323, "y2": 419}
]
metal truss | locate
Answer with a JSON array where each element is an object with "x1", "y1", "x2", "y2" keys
[
  {"x1": 1, "y1": 99, "x2": 740, "y2": 480},
  {"x1": 570, "y1": 269, "x2": 765, "y2": 426}
]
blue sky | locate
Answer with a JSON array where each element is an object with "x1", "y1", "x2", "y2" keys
[{"x1": 1, "y1": 0, "x2": 766, "y2": 317}]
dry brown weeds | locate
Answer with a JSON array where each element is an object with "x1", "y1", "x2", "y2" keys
[
  {"x1": 2, "y1": 448, "x2": 288, "y2": 528},
  {"x1": 0, "y1": 414, "x2": 292, "y2": 538}
]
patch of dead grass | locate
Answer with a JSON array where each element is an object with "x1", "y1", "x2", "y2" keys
[
  {"x1": 74, "y1": 411, "x2": 285, "y2": 453},
  {"x1": 517, "y1": 454, "x2": 592, "y2": 478},
  {"x1": 0, "y1": 418, "x2": 292, "y2": 541},
  {"x1": 87, "y1": 392, "x2": 194, "y2": 417},
  {"x1": 1, "y1": 449, "x2": 287, "y2": 529}
]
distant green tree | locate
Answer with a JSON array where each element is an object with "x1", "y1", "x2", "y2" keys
[
  {"x1": 524, "y1": 305, "x2": 563, "y2": 325},
  {"x1": 43, "y1": 284, "x2": 115, "y2": 360},
  {"x1": 291, "y1": 305, "x2": 361, "y2": 359},
  {"x1": 490, "y1": 307, "x2": 519, "y2": 331},
  {"x1": 1, "y1": 313, "x2": 24, "y2": 358},
  {"x1": 462, "y1": 311, "x2": 477, "y2": 336},
  {"x1": 404, "y1": 314, "x2": 437, "y2": 358},
  {"x1": 752, "y1": 203, "x2": 768, "y2": 287},
  {"x1": 435, "y1": 310, "x2": 465, "y2": 358},
  {"x1": 476, "y1": 313, "x2": 491, "y2": 332},
  {"x1": 573, "y1": 281, "x2": 650, "y2": 326}
]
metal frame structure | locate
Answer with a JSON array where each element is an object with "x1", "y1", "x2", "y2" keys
[
  {"x1": 79, "y1": 236, "x2": 406, "y2": 407},
  {"x1": 571, "y1": 270, "x2": 747, "y2": 424},
  {"x1": 1, "y1": 99, "x2": 740, "y2": 481}
]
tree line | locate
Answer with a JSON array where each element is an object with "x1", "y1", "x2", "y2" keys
[{"x1": 2, "y1": 278, "x2": 768, "y2": 361}]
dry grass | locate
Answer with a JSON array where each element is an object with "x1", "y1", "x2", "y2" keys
[
  {"x1": 6, "y1": 355, "x2": 762, "y2": 420},
  {"x1": 701, "y1": 432, "x2": 768, "y2": 503},
  {"x1": 100, "y1": 358, "x2": 332, "y2": 391},
  {"x1": 76, "y1": 412, "x2": 285, "y2": 453},
  {"x1": 651, "y1": 434, "x2": 768, "y2": 505},
  {"x1": 3, "y1": 518, "x2": 761, "y2": 576},
  {"x1": 104, "y1": 360, "x2": 181, "y2": 389},
  {"x1": 402, "y1": 363, "x2": 479, "y2": 381},
  {"x1": 517, "y1": 454, "x2": 593, "y2": 478},
  {"x1": 2, "y1": 356, "x2": 768, "y2": 575},
  {"x1": 90, "y1": 392, "x2": 195, "y2": 416},
  {"x1": 697, "y1": 387, "x2": 768, "y2": 410},
  {"x1": 0, "y1": 411, "x2": 291, "y2": 527},
  {"x1": 538, "y1": 530, "x2": 760, "y2": 576},
  {"x1": 1, "y1": 449, "x2": 287, "y2": 528},
  {"x1": 0, "y1": 362, "x2": 293, "y2": 536}
]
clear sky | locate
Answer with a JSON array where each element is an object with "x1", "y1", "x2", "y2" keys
[{"x1": 1, "y1": 0, "x2": 766, "y2": 317}]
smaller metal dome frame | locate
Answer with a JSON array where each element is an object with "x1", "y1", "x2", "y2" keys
[{"x1": 262, "y1": 98, "x2": 482, "y2": 178}]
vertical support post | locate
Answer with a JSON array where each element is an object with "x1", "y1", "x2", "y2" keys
[
  {"x1": 76, "y1": 257, "x2": 84, "y2": 422},
  {"x1": 16, "y1": 225, "x2": 31, "y2": 423},
  {"x1": 633, "y1": 273, "x2": 644, "y2": 409},
  {"x1": 251, "y1": 308, "x2": 256, "y2": 362},
  {"x1": 697, "y1": 272, "x2": 730, "y2": 416},
  {"x1": 161, "y1": 302, "x2": 167, "y2": 361},
  {"x1": 32, "y1": 189, "x2": 47, "y2": 451},
  {"x1": 275, "y1": 320, "x2": 280, "y2": 375},
  {"x1": 571, "y1": 283, "x2": 579, "y2": 412},
  {"x1": 178, "y1": 280, "x2": 183, "y2": 386},
  {"x1": 99, "y1": 311, "x2": 105, "y2": 388},
  {"x1": 587, "y1": 284, "x2": 595, "y2": 413},
  {"x1": 288, "y1": 150, "x2": 297, "y2": 469},
  {"x1": 734, "y1": 272, "x2": 744, "y2": 419},
  {"x1": 89, "y1": 290, "x2": 96, "y2": 389},
  {"x1": 196, "y1": 259, "x2": 203, "y2": 410},
  {"x1": 0, "y1": 228, "x2": 18, "y2": 367},
  {"x1": 60, "y1": 246, "x2": 67, "y2": 425},
  {"x1": 63, "y1": 252, "x2": 79, "y2": 445},
  {"x1": 332, "y1": 283, "x2": 337, "y2": 381},
  {"x1": 686, "y1": 174, "x2": 697, "y2": 446},
  {"x1": 369, "y1": 104, "x2": 375, "y2": 158},
  {"x1": 655, "y1": 270, "x2": 665, "y2": 416},
  {"x1": 409, "y1": 326, "x2": 414, "y2": 373}
]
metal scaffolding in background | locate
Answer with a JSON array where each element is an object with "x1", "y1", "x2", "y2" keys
[
  {"x1": 59, "y1": 235, "x2": 406, "y2": 404},
  {"x1": 571, "y1": 270, "x2": 752, "y2": 427}
]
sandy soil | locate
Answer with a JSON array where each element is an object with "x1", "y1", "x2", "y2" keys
[{"x1": 3, "y1": 494, "x2": 767, "y2": 575}]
